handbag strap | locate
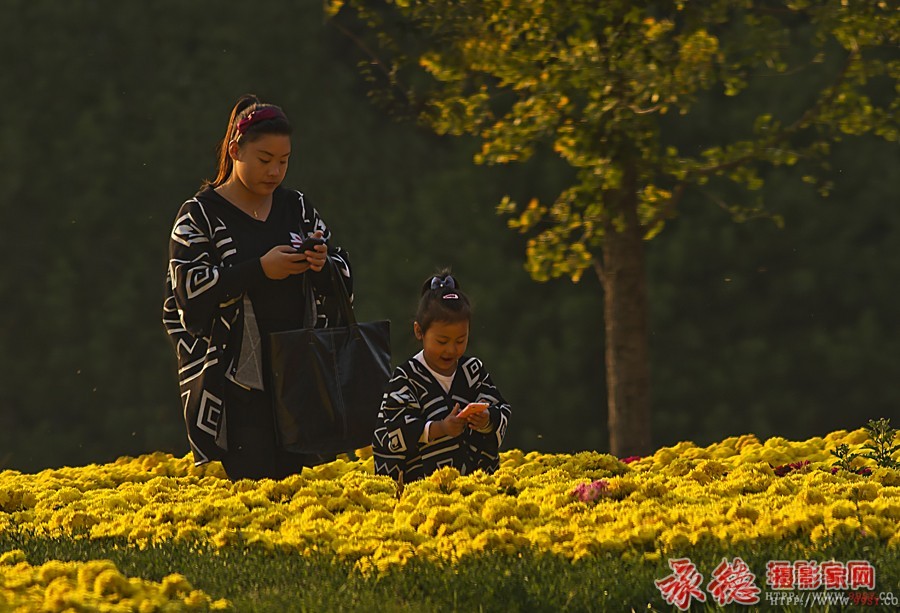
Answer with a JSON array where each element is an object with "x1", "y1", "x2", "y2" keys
[
  {"x1": 326, "y1": 256, "x2": 356, "y2": 326},
  {"x1": 302, "y1": 255, "x2": 355, "y2": 328}
]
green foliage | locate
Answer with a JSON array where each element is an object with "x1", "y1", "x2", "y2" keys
[
  {"x1": 858, "y1": 418, "x2": 900, "y2": 470},
  {"x1": 831, "y1": 418, "x2": 899, "y2": 473},
  {"x1": 329, "y1": 0, "x2": 899, "y2": 456},
  {"x1": 831, "y1": 443, "x2": 859, "y2": 474},
  {"x1": 329, "y1": 0, "x2": 899, "y2": 282},
  {"x1": 2, "y1": 532, "x2": 898, "y2": 612}
]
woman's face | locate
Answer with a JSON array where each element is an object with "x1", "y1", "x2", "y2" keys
[
  {"x1": 230, "y1": 133, "x2": 291, "y2": 197},
  {"x1": 415, "y1": 319, "x2": 470, "y2": 376}
]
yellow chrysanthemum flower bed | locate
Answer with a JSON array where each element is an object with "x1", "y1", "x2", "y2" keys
[
  {"x1": 0, "y1": 549, "x2": 229, "y2": 612},
  {"x1": 1, "y1": 428, "x2": 898, "y2": 578}
]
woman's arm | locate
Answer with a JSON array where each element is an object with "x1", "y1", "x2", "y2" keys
[
  {"x1": 295, "y1": 191, "x2": 354, "y2": 298},
  {"x1": 167, "y1": 199, "x2": 265, "y2": 336}
]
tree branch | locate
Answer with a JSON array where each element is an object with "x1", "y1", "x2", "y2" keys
[
  {"x1": 592, "y1": 256, "x2": 606, "y2": 285},
  {"x1": 690, "y1": 48, "x2": 858, "y2": 179},
  {"x1": 327, "y1": 14, "x2": 414, "y2": 111}
]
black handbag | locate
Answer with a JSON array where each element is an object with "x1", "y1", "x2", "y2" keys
[{"x1": 270, "y1": 259, "x2": 391, "y2": 454}]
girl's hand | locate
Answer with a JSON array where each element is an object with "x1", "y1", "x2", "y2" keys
[
  {"x1": 465, "y1": 406, "x2": 491, "y2": 431},
  {"x1": 431, "y1": 403, "x2": 466, "y2": 440},
  {"x1": 260, "y1": 245, "x2": 311, "y2": 279}
]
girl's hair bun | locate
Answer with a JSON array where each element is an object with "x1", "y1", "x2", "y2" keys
[{"x1": 416, "y1": 269, "x2": 471, "y2": 332}]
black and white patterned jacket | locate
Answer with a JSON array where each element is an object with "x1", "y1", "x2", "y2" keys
[
  {"x1": 162, "y1": 186, "x2": 351, "y2": 465},
  {"x1": 372, "y1": 355, "x2": 511, "y2": 482}
]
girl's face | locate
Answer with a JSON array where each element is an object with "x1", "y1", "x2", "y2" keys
[
  {"x1": 229, "y1": 133, "x2": 291, "y2": 197},
  {"x1": 415, "y1": 319, "x2": 469, "y2": 376}
]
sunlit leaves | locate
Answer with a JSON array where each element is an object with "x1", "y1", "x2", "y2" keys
[
  {"x1": 323, "y1": 0, "x2": 344, "y2": 18},
  {"x1": 675, "y1": 29, "x2": 719, "y2": 92},
  {"x1": 505, "y1": 197, "x2": 546, "y2": 233},
  {"x1": 643, "y1": 17, "x2": 674, "y2": 43},
  {"x1": 331, "y1": 0, "x2": 898, "y2": 282},
  {"x1": 526, "y1": 232, "x2": 594, "y2": 283},
  {"x1": 425, "y1": 87, "x2": 492, "y2": 137},
  {"x1": 638, "y1": 184, "x2": 673, "y2": 240}
]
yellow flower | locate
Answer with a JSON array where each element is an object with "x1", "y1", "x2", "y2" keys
[
  {"x1": 862, "y1": 516, "x2": 896, "y2": 540},
  {"x1": 841, "y1": 429, "x2": 870, "y2": 445},
  {"x1": 0, "y1": 430, "x2": 895, "y2": 577},
  {"x1": 481, "y1": 497, "x2": 518, "y2": 522},
  {"x1": 726, "y1": 503, "x2": 760, "y2": 523},
  {"x1": 77, "y1": 560, "x2": 118, "y2": 589},
  {"x1": 38, "y1": 560, "x2": 74, "y2": 584},
  {"x1": 93, "y1": 568, "x2": 132, "y2": 597},
  {"x1": 42, "y1": 576, "x2": 74, "y2": 611},
  {"x1": 830, "y1": 519, "x2": 862, "y2": 540},
  {"x1": 661, "y1": 530, "x2": 692, "y2": 552},
  {"x1": 799, "y1": 488, "x2": 826, "y2": 505},
  {"x1": 828, "y1": 501, "x2": 857, "y2": 520},
  {"x1": 872, "y1": 467, "x2": 900, "y2": 486},
  {"x1": 851, "y1": 482, "x2": 881, "y2": 502},
  {"x1": 0, "y1": 550, "x2": 26, "y2": 565},
  {"x1": 876, "y1": 502, "x2": 900, "y2": 520}
]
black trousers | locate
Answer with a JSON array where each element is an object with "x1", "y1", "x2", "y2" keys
[{"x1": 220, "y1": 380, "x2": 330, "y2": 480}]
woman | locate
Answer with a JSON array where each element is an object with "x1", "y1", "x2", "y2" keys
[{"x1": 162, "y1": 94, "x2": 352, "y2": 480}]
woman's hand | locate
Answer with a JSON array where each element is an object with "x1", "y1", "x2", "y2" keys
[
  {"x1": 260, "y1": 245, "x2": 311, "y2": 280},
  {"x1": 260, "y1": 232, "x2": 328, "y2": 279},
  {"x1": 304, "y1": 232, "x2": 328, "y2": 273}
]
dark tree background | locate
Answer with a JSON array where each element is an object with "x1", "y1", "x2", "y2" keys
[{"x1": 0, "y1": 1, "x2": 896, "y2": 471}]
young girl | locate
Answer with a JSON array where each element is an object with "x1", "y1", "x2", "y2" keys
[{"x1": 372, "y1": 270, "x2": 512, "y2": 482}]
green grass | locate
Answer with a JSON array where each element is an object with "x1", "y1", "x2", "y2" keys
[{"x1": 2, "y1": 532, "x2": 898, "y2": 612}]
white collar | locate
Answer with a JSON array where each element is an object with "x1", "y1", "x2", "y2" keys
[{"x1": 414, "y1": 350, "x2": 455, "y2": 393}]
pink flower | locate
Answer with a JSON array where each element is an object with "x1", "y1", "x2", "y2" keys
[
  {"x1": 571, "y1": 479, "x2": 611, "y2": 504},
  {"x1": 831, "y1": 466, "x2": 872, "y2": 476},
  {"x1": 772, "y1": 460, "x2": 810, "y2": 477}
]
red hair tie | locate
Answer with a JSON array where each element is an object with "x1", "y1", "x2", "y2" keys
[{"x1": 236, "y1": 107, "x2": 286, "y2": 135}]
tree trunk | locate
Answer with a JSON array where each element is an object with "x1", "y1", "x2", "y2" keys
[{"x1": 599, "y1": 185, "x2": 652, "y2": 458}]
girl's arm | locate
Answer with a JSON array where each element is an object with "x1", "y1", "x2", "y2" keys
[
  {"x1": 372, "y1": 366, "x2": 428, "y2": 477},
  {"x1": 462, "y1": 360, "x2": 511, "y2": 474},
  {"x1": 470, "y1": 361, "x2": 512, "y2": 444}
]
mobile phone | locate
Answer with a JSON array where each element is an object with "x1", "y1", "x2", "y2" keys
[
  {"x1": 297, "y1": 236, "x2": 326, "y2": 252},
  {"x1": 457, "y1": 402, "x2": 489, "y2": 418}
]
